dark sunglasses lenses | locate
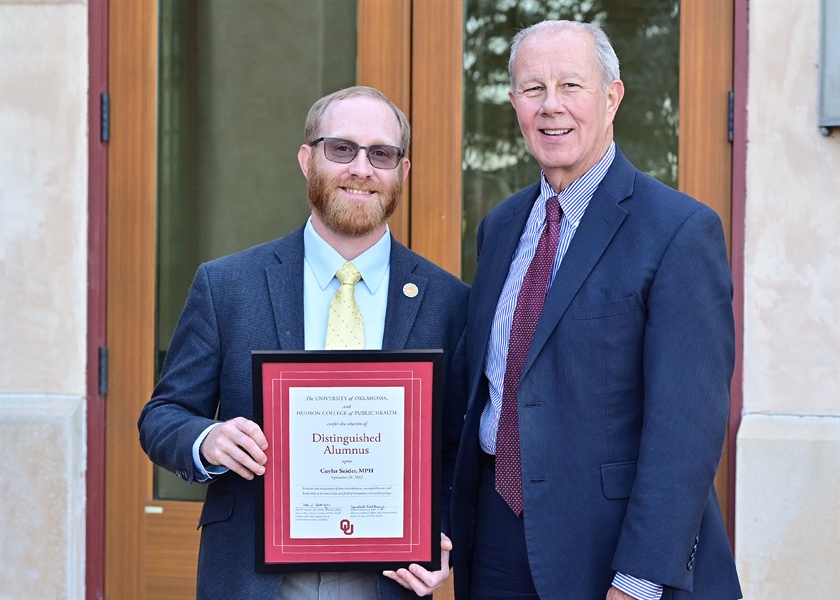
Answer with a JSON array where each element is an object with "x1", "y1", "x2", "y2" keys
[{"x1": 323, "y1": 138, "x2": 402, "y2": 169}]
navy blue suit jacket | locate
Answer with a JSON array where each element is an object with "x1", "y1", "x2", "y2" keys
[
  {"x1": 450, "y1": 148, "x2": 741, "y2": 599},
  {"x1": 139, "y1": 226, "x2": 469, "y2": 599}
]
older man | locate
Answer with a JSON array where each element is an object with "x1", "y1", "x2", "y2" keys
[{"x1": 451, "y1": 20, "x2": 741, "y2": 600}]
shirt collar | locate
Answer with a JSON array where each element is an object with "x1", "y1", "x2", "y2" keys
[
  {"x1": 538, "y1": 142, "x2": 616, "y2": 226},
  {"x1": 303, "y1": 218, "x2": 391, "y2": 294}
]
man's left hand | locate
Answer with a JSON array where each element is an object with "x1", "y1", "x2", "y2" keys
[
  {"x1": 382, "y1": 533, "x2": 452, "y2": 597},
  {"x1": 606, "y1": 585, "x2": 639, "y2": 600}
]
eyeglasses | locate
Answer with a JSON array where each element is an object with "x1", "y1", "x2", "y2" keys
[{"x1": 309, "y1": 137, "x2": 405, "y2": 170}]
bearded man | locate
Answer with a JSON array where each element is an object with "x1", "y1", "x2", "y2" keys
[{"x1": 138, "y1": 86, "x2": 468, "y2": 600}]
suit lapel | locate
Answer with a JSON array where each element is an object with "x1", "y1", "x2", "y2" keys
[
  {"x1": 521, "y1": 151, "x2": 635, "y2": 380},
  {"x1": 382, "y1": 239, "x2": 427, "y2": 350},
  {"x1": 265, "y1": 227, "x2": 306, "y2": 350},
  {"x1": 469, "y1": 184, "x2": 539, "y2": 377}
]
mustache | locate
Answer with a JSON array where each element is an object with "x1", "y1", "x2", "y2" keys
[{"x1": 333, "y1": 180, "x2": 378, "y2": 193}]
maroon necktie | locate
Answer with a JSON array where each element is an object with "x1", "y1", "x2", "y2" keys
[{"x1": 495, "y1": 196, "x2": 561, "y2": 515}]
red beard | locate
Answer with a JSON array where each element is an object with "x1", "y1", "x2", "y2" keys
[{"x1": 307, "y1": 165, "x2": 403, "y2": 237}]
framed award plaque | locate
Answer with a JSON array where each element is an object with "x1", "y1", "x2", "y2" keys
[{"x1": 252, "y1": 350, "x2": 443, "y2": 573}]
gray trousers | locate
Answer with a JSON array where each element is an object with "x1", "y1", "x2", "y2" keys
[{"x1": 276, "y1": 571, "x2": 379, "y2": 600}]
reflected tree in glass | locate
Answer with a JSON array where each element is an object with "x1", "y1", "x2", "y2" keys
[{"x1": 462, "y1": 0, "x2": 679, "y2": 283}]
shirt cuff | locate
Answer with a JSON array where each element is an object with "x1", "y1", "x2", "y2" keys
[
  {"x1": 612, "y1": 572, "x2": 663, "y2": 600},
  {"x1": 192, "y1": 423, "x2": 229, "y2": 482}
]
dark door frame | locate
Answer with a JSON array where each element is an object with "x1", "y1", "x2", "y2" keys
[
  {"x1": 87, "y1": 0, "x2": 108, "y2": 598},
  {"x1": 728, "y1": 0, "x2": 749, "y2": 549}
]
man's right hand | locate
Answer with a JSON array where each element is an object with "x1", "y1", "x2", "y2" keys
[{"x1": 199, "y1": 417, "x2": 268, "y2": 480}]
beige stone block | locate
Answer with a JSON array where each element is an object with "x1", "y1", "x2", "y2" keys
[
  {"x1": 743, "y1": 0, "x2": 840, "y2": 417},
  {"x1": 0, "y1": 394, "x2": 85, "y2": 599},
  {"x1": 0, "y1": 3, "x2": 88, "y2": 395},
  {"x1": 736, "y1": 414, "x2": 840, "y2": 599},
  {"x1": 0, "y1": 0, "x2": 84, "y2": 5}
]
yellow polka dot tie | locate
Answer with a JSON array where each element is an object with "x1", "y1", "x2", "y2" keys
[{"x1": 324, "y1": 262, "x2": 365, "y2": 350}]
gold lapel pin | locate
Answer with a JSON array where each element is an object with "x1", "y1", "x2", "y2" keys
[{"x1": 402, "y1": 283, "x2": 419, "y2": 298}]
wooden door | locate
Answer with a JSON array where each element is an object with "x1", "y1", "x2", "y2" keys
[
  {"x1": 679, "y1": 0, "x2": 735, "y2": 524},
  {"x1": 103, "y1": 0, "x2": 732, "y2": 598},
  {"x1": 105, "y1": 1, "x2": 432, "y2": 597}
]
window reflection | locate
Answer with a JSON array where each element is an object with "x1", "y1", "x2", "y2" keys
[{"x1": 155, "y1": 0, "x2": 357, "y2": 501}]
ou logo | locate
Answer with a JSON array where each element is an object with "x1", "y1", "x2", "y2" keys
[{"x1": 340, "y1": 519, "x2": 355, "y2": 535}]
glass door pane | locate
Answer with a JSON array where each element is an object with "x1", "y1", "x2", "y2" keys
[
  {"x1": 462, "y1": 0, "x2": 679, "y2": 283},
  {"x1": 155, "y1": 0, "x2": 357, "y2": 501}
]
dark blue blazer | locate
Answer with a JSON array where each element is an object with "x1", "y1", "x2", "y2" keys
[
  {"x1": 139, "y1": 226, "x2": 469, "y2": 599},
  {"x1": 451, "y1": 148, "x2": 741, "y2": 599}
]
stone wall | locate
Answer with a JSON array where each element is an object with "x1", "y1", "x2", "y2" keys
[
  {"x1": 736, "y1": 1, "x2": 840, "y2": 598},
  {"x1": 0, "y1": 1, "x2": 88, "y2": 597}
]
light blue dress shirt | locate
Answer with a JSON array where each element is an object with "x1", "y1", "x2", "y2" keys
[{"x1": 302, "y1": 218, "x2": 390, "y2": 351}]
